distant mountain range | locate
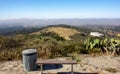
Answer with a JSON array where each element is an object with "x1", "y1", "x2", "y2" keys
[
  {"x1": 0, "y1": 18, "x2": 120, "y2": 28},
  {"x1": 0, "y1": 18, "x2": 120, "y2": 36}
]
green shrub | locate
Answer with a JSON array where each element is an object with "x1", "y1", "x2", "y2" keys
[
  {"x1": 40, "y1": 32, "x2": 65, "y2": 41},
  {"x1": 84, "y1": 37, "x2": 120, "y2": 55}
]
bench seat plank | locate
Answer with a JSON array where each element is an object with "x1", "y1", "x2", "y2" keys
[{"x1": 37, "y1": 59, "x2": 77, "y2": 64}]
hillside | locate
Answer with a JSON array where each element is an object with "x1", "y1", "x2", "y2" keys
[
  {"x1": 31, "y1": 27, "x2": 80, "y2": 40},
  {"x1": 0, "y1": 25, "x2": 120, "y2": 61}
]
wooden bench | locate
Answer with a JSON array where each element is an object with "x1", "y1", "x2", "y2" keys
[{"x1": 37, "y1": 59, "x2": 77, "y2": 74}]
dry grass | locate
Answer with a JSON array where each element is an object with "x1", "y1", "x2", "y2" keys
[
  {"x1": 31, "y1": 27, "x2": 80, "y2": 40},
  {"x1": 105, "y1": 67, "x2": 118, "y2": 73}
]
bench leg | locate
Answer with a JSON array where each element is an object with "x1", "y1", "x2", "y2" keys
[
  {"x1": 41, "y1": 64, "x2": 43, "y2": 74},
  {"x1": 71, "y1": 64, "x2": 73, "y2": 74}
]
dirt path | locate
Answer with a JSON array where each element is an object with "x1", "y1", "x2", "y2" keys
[{"x1": 0, "y1": 55, "x2": 120, "y2": 74}]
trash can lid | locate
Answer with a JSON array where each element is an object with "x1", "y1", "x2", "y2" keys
[{"x1": 22, "y1": 49, "x2": 37, "y2": 55}]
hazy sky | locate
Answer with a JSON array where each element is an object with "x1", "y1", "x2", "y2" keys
[{"x1": 0, "y1": 0, "x2": 120, "y2": 19}]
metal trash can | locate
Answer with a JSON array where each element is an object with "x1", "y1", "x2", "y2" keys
[{"x1": 22, "y1": 49, "x2": 37, "y2": 71}]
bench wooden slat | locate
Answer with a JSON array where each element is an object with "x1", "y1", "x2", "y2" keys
[{"x1": 37, "y1": 59, "x2": 77, "y2": 64}]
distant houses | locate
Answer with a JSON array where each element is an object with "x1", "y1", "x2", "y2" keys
[{"x1": 90, "y1": 32, "x2": 104, "y2": 37}]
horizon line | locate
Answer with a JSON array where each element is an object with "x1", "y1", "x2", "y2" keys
[{"x1": 1, "y1": 17, "x2": 120, "y2": 21}]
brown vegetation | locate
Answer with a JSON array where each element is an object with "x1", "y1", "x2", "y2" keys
[{"x1": 31, "y1": 27, "x2": 80, "y2": 40}]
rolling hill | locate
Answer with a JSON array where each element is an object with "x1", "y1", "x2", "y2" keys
[{"x1": 31, "y1": 27, "x2": 80, "y2": 40}]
